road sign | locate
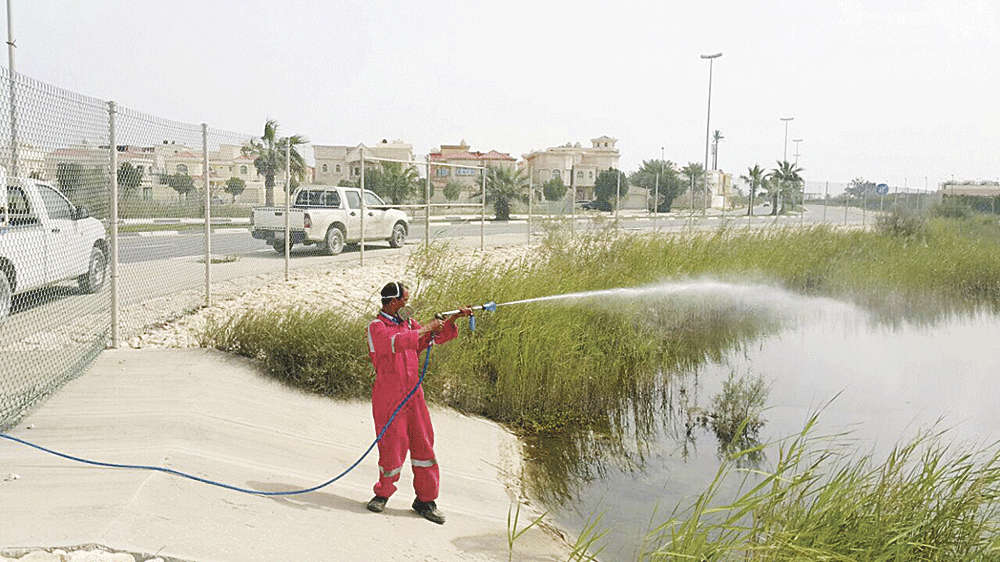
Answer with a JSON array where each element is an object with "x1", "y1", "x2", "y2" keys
[{"x1": 876, "y1": 183, "x2": 889, "y2": 195}]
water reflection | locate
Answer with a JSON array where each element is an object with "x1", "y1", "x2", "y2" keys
[
  {"x1": 686, "y1": 371, "x2": 768, "y2": 467},
  {"x1": 518, "y1": 283, "x2": 1000, "y2": 558}
]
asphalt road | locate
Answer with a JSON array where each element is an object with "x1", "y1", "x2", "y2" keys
[{"x1": 118, "y1": 203, "x2": 873, "y2": 264}]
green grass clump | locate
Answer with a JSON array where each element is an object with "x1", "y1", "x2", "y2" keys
[
  {"x1": 202, "y1": 307, "x2": 373, "y2": 398},
  {"x1": 649, "y1": 419, "x2": 1000, "y2": 560}
]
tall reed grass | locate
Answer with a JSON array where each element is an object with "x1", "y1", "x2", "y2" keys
[
  {"x1": 203, "y1": 221, "x2": 1000, "y2": 429},
  {"x1": 647, "y1": 417, "x2": 1000, "y2": 560}
]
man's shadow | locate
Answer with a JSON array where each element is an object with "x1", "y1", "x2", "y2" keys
[
  {"x1": 248, "y1": 481, "x2": 419, "y2": 520},
  {"x1": 246, "y1": 480, "x2": 362, "y2": 512}
]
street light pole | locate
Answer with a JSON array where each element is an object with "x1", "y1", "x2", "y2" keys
[
  {"x1": 793, "y1": 139, "x2": 802, "y2": 166},
  {"x1": 780, "y1": 117, "x2": 794, "y2": 161},
  {"x1": 701, "y1": 52, "x2": 722, "y2": 217}
]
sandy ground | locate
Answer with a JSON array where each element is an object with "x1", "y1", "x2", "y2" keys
[{"x1": 2, "y1": 242, "x2": 575, "y2": 562}]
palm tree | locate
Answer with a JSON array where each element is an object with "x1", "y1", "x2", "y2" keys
[
  {"x1": 374, "y1": 161, "x2": 420, "y2": 205},
  {"x1": 681, "y1": 162, "x2": 705, "y2": 207},
  {"x1": 711, "y1": 130, "x2": 724, "y2": 169},
  {"x1": 769, "y1": 160, "x2": 804, "y2": 215},
  {"x1": 242, "y1": 119, "x2": 308, "y2": 206},
  {"x1": 740, "y1": 164, "x2": 766, "y2": 216},
  {"x1": 483, "y1": 165, "x2": 528, "y2": 221}
]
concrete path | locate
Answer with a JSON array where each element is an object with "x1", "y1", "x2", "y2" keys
[{"x1": 0, "y1": 349, "x2": 570, "y2": 561}]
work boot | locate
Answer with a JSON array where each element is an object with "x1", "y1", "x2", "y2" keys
[
  {"x1": 366, "y1": 495, "x2": 388, "y2": 513},
  {"x1": 412, "y1": 499, "x2": 446, "y2": 524}
]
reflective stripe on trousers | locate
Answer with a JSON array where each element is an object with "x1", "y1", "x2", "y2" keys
[
  {"x1": 380, "y1": 464, "x2": 404, "y2": 479},
  {"x1": 380, "y1": 457, "x2": 436, "y2": 478}
]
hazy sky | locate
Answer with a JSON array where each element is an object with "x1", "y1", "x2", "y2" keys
[{"x1": 11, "y1": 0, "x2": 1000, "y2": 191}]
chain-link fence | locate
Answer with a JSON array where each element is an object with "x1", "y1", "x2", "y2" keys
[
  {"x1": 0, "y1": 68, "x2": 114, "y2": 430},
  {"x1": 0, "y1": 68, "x2": 259, "y2": 430}
]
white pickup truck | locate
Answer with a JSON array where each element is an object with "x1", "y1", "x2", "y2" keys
[
  {"x1": 0, "y1": 171, "x2": 109, "y2": 319},
  {"x1": 249, "y1": 185, "x2": 409, "y2": 255}
]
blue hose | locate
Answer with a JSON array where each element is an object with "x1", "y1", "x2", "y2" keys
[{"x1": 0, "y1": 343, "x2": 436, "y2": 497}]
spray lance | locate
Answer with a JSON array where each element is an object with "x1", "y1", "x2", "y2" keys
[{"x1": 434, "y1": 301, "x2": 497, "y2": 331}]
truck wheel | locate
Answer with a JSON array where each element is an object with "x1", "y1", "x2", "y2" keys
[
  {"x1": 388, "y1": 222, "x2": 407, "y2": 248},
  {"x1": 271, "y1": 240, "x2": 289, "y2": 254},
  {"x1": 0, "y1": 271, "x2": 11, "y2": 320},
  {"x1": 78, "y1": 246, "x2": 108, "y2": 294},
  {"x1": 325, "y1": 227, "x2": 345, "y2": 255}
]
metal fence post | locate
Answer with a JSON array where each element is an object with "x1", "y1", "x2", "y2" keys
[
  {"x1": 480, "y1": 166, "x2": 485, "y2": 250},
  {"x1": 528, "y1": 169, "x2": 533, "y2": 243},
  {"x1": 863, "y1": 190, "x2": 867, "y2": 228},
  {"x1": 202, "y1": 124, "x2": 212, "y2": 306},
  {"x1": 571, "y1": 164, "x2": 576, "y2": 235},
  {"x1": 7, "y1": 1, "x2": 18, "y2": 177},
  {"x1": 108, "y1": 101, "x2": 119, "y2": 348},
  {"x1": 360, "y1": 148, "x2": 366, "y2": 266},
  {"x1": 425, "y1": 156, "x2": 430, "y2": 247},
  {"x1": 823, "y1": 181, "x2": 828, "y2": 223},
  {"x1": 284, "y1": 140, "x2": 290, "y2": 279}
]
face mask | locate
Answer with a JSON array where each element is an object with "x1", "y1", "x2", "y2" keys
[{"x1": 397, "y1": 305, "x2": 413, "y2": 322}]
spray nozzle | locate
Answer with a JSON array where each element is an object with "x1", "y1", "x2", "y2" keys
[{"x1": 435, "y1": 302, "x2": 497, "y2": 321}]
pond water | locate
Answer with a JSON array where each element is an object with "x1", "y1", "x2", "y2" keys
[{"x1": 523, "y1": 287, "x2": 1000, "y2": 560}]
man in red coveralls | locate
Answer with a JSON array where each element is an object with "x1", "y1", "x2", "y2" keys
[{"x1": 365, "y1": 281, "x2": 471, "y2": 524}]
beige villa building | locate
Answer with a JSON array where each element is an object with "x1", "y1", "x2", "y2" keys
[
  {"x1": 42, "y1": 141, "x2": 275, "y2": 204},
  {"x1": 521, "y1": 136, "x2": 621, "y2": 200},
  {"x1": 312, "y1": 139, "x2": 414, "y2": 186},
  {"x1": 428, "y1": 141, "x2": 516, "y2": 202}
]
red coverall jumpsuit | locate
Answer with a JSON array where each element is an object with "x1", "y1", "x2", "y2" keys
[{"x1": 367, "y1": 311, "x2": 458, "y2": 502}]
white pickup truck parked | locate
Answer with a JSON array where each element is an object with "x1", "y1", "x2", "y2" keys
[
  {"x1": 0, "y1": 171, "x2": 109, "y2": 319},
  {"x1": 249, "y1": 185, "x2": 409, "y2": 255}
]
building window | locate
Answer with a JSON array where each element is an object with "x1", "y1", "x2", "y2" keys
[
  {"x1": 177, "y1": 164, "x2": 188, "y2": 175},
  {"x1": 437, "y1": 167, "x2": 450, "y2": 177},
  {"x1": 577, "y1": 171, "x2": 583, "y2": 179},
  {"x1": 322, "y1": 164, "x2": 328, "y2": 173},
  {"x1": 353, "y1": 166, "x2": 361, "y2": 176},
  {"x1": 552, "y1": 169, "x2": 561, "y2": 179},
  {"x1": 240, "y1": 165, "x2": 248, "y2": 174},
  {"x1": 456, "y1": 167, "x2": 476, "y2": 176},
  {"x1": 335, "y1": 164, "x2": 342, "y2": 174},
  {"x1": 589, "y1": 171, "x2": 594, "y2": 179}
]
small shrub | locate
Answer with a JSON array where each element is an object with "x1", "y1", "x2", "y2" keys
[
  {"x1": 201, "y1": 307, "x2": 373, "y2": 398},
  {"x1": 932, "y1": 198, "x2": 972, "y2": 219},
  {"x1": 876, "y1": 205, "x2": 928, "y2": 238}
]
